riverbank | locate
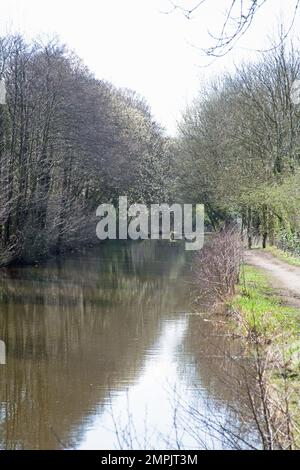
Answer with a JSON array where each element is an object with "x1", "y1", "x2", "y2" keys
[
  {"x1": 230, "y1": 251, "x2": 300, "y2": 448},
  {"x1": 265, "y1": 247, "x2": 300, "y2": 267}
]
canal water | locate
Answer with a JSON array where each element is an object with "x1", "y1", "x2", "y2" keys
[{"x1": 0, "y1": 241, "x2": 257, "y2": 449}]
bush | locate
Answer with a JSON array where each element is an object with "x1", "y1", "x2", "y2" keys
[{"x1": 192, "y1": 226, "x2": 243, "y2": 308}]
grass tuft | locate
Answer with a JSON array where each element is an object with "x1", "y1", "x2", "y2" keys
[
  {"x1": 266, "y1": 246, "x2": 300, "y2": 267},
  {"x1": 231, "y1": 265, "x2": 300, "y2": 346}
]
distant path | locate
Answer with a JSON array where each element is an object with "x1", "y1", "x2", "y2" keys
[{"x1": 245, "y1": 250, "x2": 300, "y2": 308}]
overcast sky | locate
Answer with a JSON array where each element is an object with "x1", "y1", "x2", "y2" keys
[{"x1": 0, "y1": 0, "x2": 299, "y2": 134}]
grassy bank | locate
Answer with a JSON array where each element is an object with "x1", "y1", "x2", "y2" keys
[
  {"x1": 265, "y1": 246, "x2": 300, "y2": 267},
  {"x1": 231, "y1": 265, "x2": 300, "y2": 345},
  {"x1": 230, "y1": 264, "x2": 300, "y2": 448}
]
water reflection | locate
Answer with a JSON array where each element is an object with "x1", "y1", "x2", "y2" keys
[{"x1": 0, "y1": 241, "x2": 256, "y2": 449}]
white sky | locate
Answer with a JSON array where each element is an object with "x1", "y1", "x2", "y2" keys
[{"x1": 0, "y1": 0, "x2": 299, "y2": 134}]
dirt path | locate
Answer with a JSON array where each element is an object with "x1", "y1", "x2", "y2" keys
[{"x1": 245, "y1": 250, "x2": 300, "y2": 308}]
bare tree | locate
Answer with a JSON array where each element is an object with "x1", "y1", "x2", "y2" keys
[{"x1": 165, "y1": 0, "x2": 300, "y2": 56}]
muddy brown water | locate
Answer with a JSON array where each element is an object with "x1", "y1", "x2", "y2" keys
[{"x1": 0, "y1": 241, "x2": 258, "y2": 449}]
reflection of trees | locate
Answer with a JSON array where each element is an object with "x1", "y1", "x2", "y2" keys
[
  {"x1": 176, "y1": 315, "x2": 259, "y2": 448},
  {"x1": 181, "y1": 316, "x2": 245, "y2": 400},
  {"x1": 0, "y1": 241, "x2": 188, "y2": 449}
]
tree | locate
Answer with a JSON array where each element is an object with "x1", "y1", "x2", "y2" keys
[
  {"x1": 0, "y1": 34, "x2": 171, "y2": 266},
  {"x1": 177, "y1": 41, "x2": 300, "y2": 249},
  {"x1": 166, "y1": 0, "x2": 299, "y2": 56}
]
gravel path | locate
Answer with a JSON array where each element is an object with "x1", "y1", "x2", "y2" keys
[{"x1": 245, "y1": 250, "x2": 300, "y2": 308}]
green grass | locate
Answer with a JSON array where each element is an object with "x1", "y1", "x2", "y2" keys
[
  {"x1": 231, "y1": 264, "x2": 300, "y2": 447},
  {"x1": 266, "y1": 245, "x2": 300, "y2": 267},
  {"x1": 231, "y1": 265, "x2": 300, "y2": 343}
]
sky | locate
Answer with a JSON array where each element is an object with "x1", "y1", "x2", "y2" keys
[{"x1": 0, "y1": 0, "x2": 300, "y2": 134}]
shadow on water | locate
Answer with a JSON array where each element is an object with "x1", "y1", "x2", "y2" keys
[{"x1": 0, "y1": 240, "x2": 258, "y2": 449}]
